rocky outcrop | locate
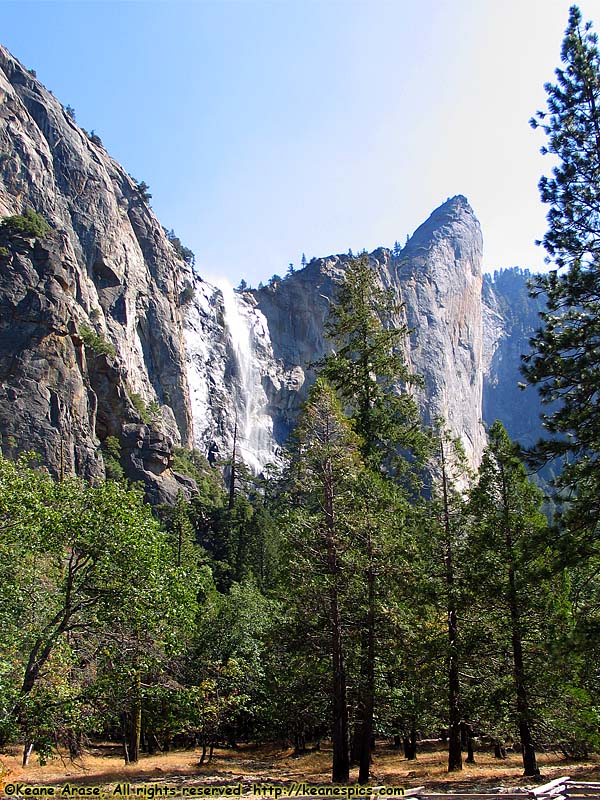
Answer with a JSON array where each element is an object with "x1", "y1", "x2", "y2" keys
[
  {"x1": 185, "y1": 196, "x2": 488, "y2": 472},
  {"x1": 395, "y1": 195, "x2": 485, "y2": 464},
  {"x1": 0, "y1": 45, "x2": 195, "y2": 502}
]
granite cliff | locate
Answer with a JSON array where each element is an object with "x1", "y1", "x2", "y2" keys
[
  {"x1": 0, "y1": 45, "x2": 545, "y2": 496},
  {"x1": 186, "y1": 196, "x2": 488, "y2": 472},
  {"x1": 0, "y1": 45, "x2": 196, "y2": 502}
]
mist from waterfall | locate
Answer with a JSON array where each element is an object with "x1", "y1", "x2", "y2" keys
[{"x1": 214, "y1": 279, "x2": 274, "y2": 474}]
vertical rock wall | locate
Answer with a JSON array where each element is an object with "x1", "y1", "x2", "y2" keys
[
  {"x1": 185, "y1": 196, "x2": 488, "y2": 472},
  {"x1": 0, "y1": 45, "x2": 194, "y2": 502}
]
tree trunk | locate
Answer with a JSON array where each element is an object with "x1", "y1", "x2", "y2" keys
[
  {"x1": 461, "y1": 722, "x2": 475, "y2": 763},
  {"x1": 358, "y1": 542, "x2": 375, "y2": 785},
  {"x1": 494, "y1": 741, "x2": 507, "y2": 759},
  {"x1": 127, "y1": 671, "x2": 142, "y2": 764},
  {"x1": 22, "y1": 741, "x2": 33, "y2": 767},
  {"x1": 447, "y1": 607, "x2": 462, "y2": 772},
  {"x1": 350, "y1": 721, "x2": 362, "y2": 765},
  {"x1": 510, "y1": 588, "x2": 539, "y2": 774},
  {"x1": 403, "y1": 725, "x2": 417, "y2": 760},
  {"x1": 330, "y1": 582, "x2": 349, "y2": 782},
  {"x1": 500, "y1": 463, "x2": 539, "y2": 778},
  {"x1": 466, "y1": 737, "x2": 475, "y2": 764},
  {"x1": 441, "y1": 439, "x2": 462, "y2": 773},
  {"x1": 325, "y1": 461, "x2": 349, "y2": 784}
]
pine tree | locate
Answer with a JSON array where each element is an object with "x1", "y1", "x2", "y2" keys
[
  {"x1": 467, "y1": 422, "x2": 550, "y2": 777},
  {"x1": 283, "y1": 379, "x2": 364, "y2": 782},
  {"x1": 321, "y1": 254, "x2": 427, "y2": 469},
  {"x1": 524, "y1": 5, "x2": 600, "y2": 533},
  {"x1": 320, "y1": 254, "x2": 429, "y2": 782},
  {"x1": 427, "y1": 423, "x2": 471, "y2": 772}
]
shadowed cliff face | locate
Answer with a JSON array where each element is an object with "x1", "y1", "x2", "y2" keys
[
  {"x1": 481, "y1": 269, "x2": 548, "y2": 452},
  {"x1": 0, "y1": 46, "x2": 195, "y2": 502}
]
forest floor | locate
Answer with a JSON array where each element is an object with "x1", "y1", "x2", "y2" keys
[{"x1": 1, "y1": 741, "x2": 600, "y2": 796}]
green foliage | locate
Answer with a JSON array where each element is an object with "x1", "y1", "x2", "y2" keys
[
  {"x1": 530, "y1": 5, "x2": 600, "y2": 270},
  {"x1": 101, "y1": 435, "x2": 124, "y2": 481},
  {"x1": 172, "y1": 448, "x2": 225, "y2": 500},
  {"x1": 165, "y1": 229, "x2": 195, "y2": 267},
  {"x1": 281, "y1": 379, "x2": 364, "y2": 780},
  {"x1": 0, "y1": 209, "x2": 51, "y2": 239},
  {"x1": 79, "y1": 324, "x2": 116, "y2": 358},
  {"x1": 199, "y1": 493, "x2": 281, "y2": 592},
  {"x1": 524, "y1": 5, "x2": 600, "y2": 532},
  {"x1": 320, "y1": 253, "x2": 429, "y2": 472},
  {"x1": 129, "y1": 391, "x2": 147, "y2": 420},
  {"x1": 127, "y1": 391, "x2": 160, "y2": 424},
  {"x1": 147, "y1": 400, "x2": 160, "y2": 417},
  {"x1": 0, "y1": 454, "x2": 202, "y2": 762},
  {"x1": 180, "y1": 283, "x2": 195, "y2": 304},
  {"x1": 0, "y1": 246, "x2": 9, "y2": 258},
  {"x1": 465, "y1": 422, "x2": 583, "y2": 772},
  {"x1": 185, "y1": 578, "x2": 279, "y2": 745},
  {"x1": 135, "y1": 180, "x2": 152, "y2": 203}
]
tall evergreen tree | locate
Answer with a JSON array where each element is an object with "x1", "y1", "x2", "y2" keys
[
  {"x1": 321, "y1": 254, "x2": 427, "y2": 469},
  {"x1": 427, "y1": 424, "x2": 471, "y2": 772},
  {"x1": 320, "y1": 254, "x2": 429, "y2": 782},
  {"x1": 524, "y1": 5, "x2": 600, "y2": 533},
  {"x1": 283, "y1": 379, "x2": 364, "y2": 782},
  {"x1": 467, "y1": 422, "x2": 550, "y2": 777}
]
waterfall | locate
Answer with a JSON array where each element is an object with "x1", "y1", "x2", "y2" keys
[{"x1": 215, "y1": 279, "x2": 273, "y2": 474}]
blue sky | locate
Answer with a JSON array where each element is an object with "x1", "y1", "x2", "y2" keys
[{"x1": 1, "y1": 0, "x2": 596, "y2": 285}]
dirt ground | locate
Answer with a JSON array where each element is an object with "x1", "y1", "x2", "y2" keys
[{"x1": 1, "y1": 740, "x2": 599, "y2": 796}]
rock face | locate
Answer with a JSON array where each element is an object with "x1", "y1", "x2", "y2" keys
[
  {"x1": 186, "y1": 196, "x2": 488, "y2": 471},
  {"x1": 0, "y1": 44, "x2": 546, "y2": 495},
  {"x1": 0, "y1": 45, "x2": 196, "y2": 502},
  {"x1": 481, "y1": 268, "x2": 547, "y2": 450},
  {"x1": 395, "y1": 195, "x2": 485, "y2": 463}
]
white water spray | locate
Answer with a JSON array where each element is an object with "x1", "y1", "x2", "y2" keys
[{"x1": 215, "y1": 279, "x2": 273, "y2": 474}]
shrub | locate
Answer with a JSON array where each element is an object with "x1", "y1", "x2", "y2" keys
[
  {"x1": 128, "y1": 392, "x2": 160, "y2": 424},
  {"x1": 102, "y1": 436, "x2": 124, "y2": 481},
  {"x1": 136, "y1": 181, "x2": 152, "y2": 203},
  {"x1": 171, "y1": 448, "x2": 225, "y2": 505},
  {"x1": 0, "y1": 246, "x2": 10, "y2": 258},
  {"x1": 79, "y1": 325, "x2": 116, "y2": 358},
  {"x1": 180, "y1": 284, "x2": 195, "y2": 305},
  {"x1": 147, "y1": 400, "x2": 161, "y2": 419},
  {"x1": 0, "y1": 209, "x2": 51, "y2": 238},
  {"x1": 166, "y1": 229, "x2": 195, "y2": 266},
  {"x1": 128, "y1": 391, "x2": 149, "y2": 422}
]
